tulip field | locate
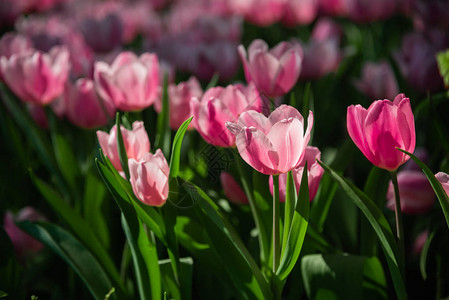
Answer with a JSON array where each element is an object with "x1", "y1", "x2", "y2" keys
[{"x1": 2, "y1": 0, "x2": 449, "y2": 299}]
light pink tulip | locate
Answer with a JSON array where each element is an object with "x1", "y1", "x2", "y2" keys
[
  {"x1": 155, "y1": 76, "x2": 202, "y2": 130},
  {"x1": 239, "y1": 39, "x2": 303, "y2": 98},
  {"x1": 64, "y1": 78, "x2": 115, "y2": 129},
  {"x1": 347, "y1": 93, "x2": 416, "y2": 171},
  {"x1": 191, "y1": 83, "x2": 263, "y2": 147},
  {"x1": 435, "y1": 172, "x2": 449, "y2": 197},
  {"x1": 0, "y1": 46, "x2": 70, "y2": 105},
  {"x1": 282, "y1": 0, "x2": 318, "y2": 26},
  {"x1": 0, "y1": 33, "x2": 32, "y2": 81},
  {"x1": 4, "y1": 207, "x2": 45, "y2": 259},
  {"x1": 97, "y1": 121, "x2": 150, "y2": 171},
  {"x1": 128, "y1": 149, "x2": 169, "y2": 206},
  {"x1": 220, "y1": 172, "x2": 249, "y2": 205},
  {"x1": 226, "y1": 105, "x2": 313, "y2": 175},
  {"x1": 269, "y1": 146, "x2": 324, "y2": 202},
  {"x1": 94, "y1": 51, "x2": 159, "y2": 111},
  {"x1": 354, "y1": 61, "x2": 399, "y2": 101},
  {"x1": 386, "y1": 170, "x2": 434, "y2": 214}
]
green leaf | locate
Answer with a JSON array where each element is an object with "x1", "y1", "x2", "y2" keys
[
  {"x1": 310, "y1": 173, "x2": 338, "y2": 232},
  {"x1": 277, "y1": 166, "x2": 309, "y2": 281},
  {"x1": 19, "y1": 221, "x2": 119, "y2": 300},
  {"x1": 398, "y1": 149, "x2": 449, "y2": 229},
  {"x1": 318, "y1": 161, "x2": 407, "y2": 300},
  {"x1": 282, "y1": 171, "x2": 297, "y2": 253},
  {"x1": 29, "y1": 171, "x2": 124, "y2": 294},
  {"x1": 115, "y1": 113, "x2": 130, "y2": 181},
  {"x1": 169, "y1": 116, "x2": 193, "y2": 179},
  {"x1": 188, "y1": 180, "x2": 272, "y2": 299},
  {"x1": 301, "y1": 254, "x2": 386, "y2": 300},
  {"x1": 205, "y1": 72, "x2": 220, "y2": 90},
  {"x1": 437, "y1": 49, "x2": 449, "y2": 88},
  {"x1": 420, "y1": 229, "x2": 436, "y2": 280},
  {"x1": 159, "y1": 257, "x2": 193, "y2": 300},
  {"x1": 155, "y1": 73, "x2": 171, "y2": 157},
  {"x1": 0, "y1": 291, "x2": 8, "y2": 298}
]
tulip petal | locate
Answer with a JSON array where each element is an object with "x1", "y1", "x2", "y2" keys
[{"x1": 238, "y1": 110, "x2": 271, "y2": 135}]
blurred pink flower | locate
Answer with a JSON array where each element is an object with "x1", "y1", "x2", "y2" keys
[
  {"x1": 269, "y1": 146, "x2": 324, "y2": 202},
  {"x1": 347, "y1": 93, "x2": 415, "y2": 171},
  {"x1": 220, "y1": 172, "x2": 249, "y2": 205},
  {"x1": 94, "y1": 51, "x2": 159, "y2": 111},
  {"x1": 129, "y1": 149, "x2": 169, "y2": 206},
  {"x1": 354, "y1": 61, "x2": 399, "y2": 101},
  {"x1": 4, "y1": 207, "x2": 45, "y2": 259},
  {"x1": 0, "y1": 33, "x2": 33, "y2": 81},
  {"x1": 435, "y1": 172, "x2": 449, "y2": 197},
  {"x1": 191, "y1": 83, "x2": 262, "y2": 147},
  {"x1": 27, "y1": 103, "x2": 48, "y2": 129},
  {"x1": 282, "y1": 0, "x2": 318, "y2": 26},
  {"x1": 226, "y1": 105, "x2": 313, "y2": 175},
  {"x1": 413, "y1": 0, "x2": 449, "y2": 32},
  {"x1": 345, "y1": 0, "x2": 397, "y2": 23},
  {"x1": 412, "y1": 230, "x2": 429, "y2": 255},
  {"x1": 0, "y1": 46, "x2": 70, "y2": 105},
  {"x1": 318, "y1": 0, "x2": 348, "y2": 16},
  {"x1": 78, "y1": 13, "x2": 123, "y2": 53},
  {"x1": 386, "y1": 170, "x2": 434, "y2": 214},
  {"x1": 228, "y1": 0, "x2": 285, "y2": 26},
  {"x1": 239, "y1": 39, "x2": 303, "y2": 98},
  {"x1": 97, "y1": 121, "x2": 150, "y2": 171},
  {"x1": 64, "y1": 78, "x2": 115, "y2": 129}
]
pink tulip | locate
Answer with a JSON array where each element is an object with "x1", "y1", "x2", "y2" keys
[
  {"x1": 238, "y1": 39, "x2": 303, "y2": 98},
  {"x1": 345, "y1": 0, "x2": 396, "y2": 23},
  {"x1": 155, "y1": 76, "x2": 202, "y2": 130},
  {"x1": 4, "y1": 207, "x2": 45, "y2": 259},
  {"x1": 386, "y1": 170, "x2": 434, "y2": 214},
  {"x1": 228, "y1": 0, "x2": 285, "y2": 26},
  {"x1": 128, "y1": 149, "x2": 169, "y2": 206},
  {"x1": 64, "y1": 78, "x2": 115, "y2": 129},
  {"x1": 347, "y1": 93, "x2": 416, "y2": 171},
  {"x1": 0, "y1": 33, "x2": 32, "y2": 81},
  {"x1": 435, "y1": 172, "x2": 449, "y2": 197},
  {"x1": 269, "y1": 146, "x2": 324, "y2": 202},
  {"x1": 0, "y1": 46, "x2": 70, "y2": 105},
  {"x1": 318, "y1": 0, "x2": 348, "y2": 16},
  {"x1": 354, "y1": 61, "x2": 399, "y2": 101},
  {"x1": 190, "y1": 83, "x2": 263, "y2": 147},
  {"x1": 78, "y1": 13, "x2": 123, "y2": 53},
  {"x1": 226, "y1": 105, "x2": 313, "y2": 175},
  {"x1": 94, "y1": 51, "x2": 159, "y2": 111},
  {"x1": 220, "y1": 172, "x2": 249, "y2": 205},
  {"x1": 97, "y1": 121, "x2": 150, "y2": 171},
  {"x1": 282, "y1": 0, "x2": 319, "y2": 26}
]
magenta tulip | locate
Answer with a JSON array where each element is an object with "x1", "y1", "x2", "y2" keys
[
  {"x1": 226, "y1": 105, "x2": 313, "y2": 175},
  {"x1": 0, "y1": 46, "x2": 70, "y2": 105},
  {"x1": 238, "y1": 39, "x2": 303, "y2": 98},
  {"x1": 94, "y1": 51, "x2": 159, "y2": 111},
  {"x1": 220, "y1": 172, "x2": 249, "y2": 205},
  {"x1": 347, "y1": 94, "x2": 415, "y2": 171},
  {"x1": 4, "y1": 207, "x2": 45, "y2": 259},
  {"x1": 128, "y1": 149, "x2": 169, "y2": 206},
  {"x1": 435, "y1": 172, "x2": 449, "y2": 197},
  {"x1": 386, "y1": 170, "x2": 435, "y2": 214},
  {"x1": 64, "y1": 78, "x2": 115, "y2": 129},
  {"x1": 97, "y1": 121, "x2": 150, "y2": 172},
  {"x1": 269, "y1": 146, "x2": 324, "y2": 202},
  {"x1": 191, "y1": 83, "x2": 263, "y2": 147},
  {"x1": 354, "y1": 61, "x2": 399, "y2": 101}
]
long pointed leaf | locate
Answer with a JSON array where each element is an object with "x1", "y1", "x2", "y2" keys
[{"x1": 169, "y1": 116, "x2": 193, "y2": 178}]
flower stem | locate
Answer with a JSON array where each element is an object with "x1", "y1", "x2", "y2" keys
[
  {"x1": 390, "y1": 171, "x2": 405, "y2": 266},
  {"x1": 272, "y1": 174, "x2": 280, "y2": 273}
]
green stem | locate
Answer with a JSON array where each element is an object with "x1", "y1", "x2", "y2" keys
[
  {"x1": 272, "y1": 174, "x2": 280, "y2": 273},
  {"x1": 390, "y1": 171, "x2": 405, "y2": 269}
]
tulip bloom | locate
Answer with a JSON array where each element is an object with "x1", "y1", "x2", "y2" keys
[
  {"x1": 190, "y1": 83, "x2": 262, "y2": 147},
  {"x1": 238, "y1": 39, "x2": 303, "y2": 98},
  {"x1": 78, "y1": 13, "x2": 123, "y2": 53},
  {"x1": 435, "y1": 172, "x2": 449, "y2": 196},
  {"x1": 281, "y1": 0, "x2": 318, "y2": 27},
  {"x1": 347, "y1": 94, "x2": 416, "y2": 171},
  {"x1": 354, "y1": 61, "x2": 399, "y2": 101},
  {"x1": 269, "y1": 146, "x2": 324, "y2": 202},
  {"x1": 220, "y1": 172, "x2": 249, "y2": 205},
  {"x1": 97, "y1": 121, "x2": 150, "y2": 171},
  {"x1": 129, "y1": 149, "x2": 169, "y2": 206},
  {"x1": 0, "y1": 46, "x2": 70, "y2": 105},
  {"x1": 65, "y1": 78, "x2": 115, "y2": 129},
  {"x1": 226, "y1": 105, "x2": 313, "y2": 175},
  {"x1": 386, "y1": 170, "x2": 435, "y2": 214},
  {"x1": 94, "y1": 51, "x2": 159, "y2": 111}
]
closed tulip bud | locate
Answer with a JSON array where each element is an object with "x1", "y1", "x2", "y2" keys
[
  {"x1": 191, "y1": 83, "x2": 262, "y2": 147},
  {"x1": 0, "y1": 46, "x2": 70, "y2": 105},
  {"x1": 4, "y1": 207, "x2": 46, "y2": 259},
  {"x1": 238, "y1": 39, "x2": 303, "y2": 98},
  {"x1": 128, "y1": 149, "x2": 169, "y2": 206},
  {"x1": 226, "y1": 105, "x2": 313, "y2": 175},
  {"x1": 220, "y1": 172, "x2": 249, "y2": 205},
  {"x1": 65, "y1": 78, "x2": 115, "y2": 129},
  {"x1": 354, "y1": 61, "x2": 399, "y2": 101},
  {"x1": 435, "y1": 172, "x2": 449, "y2": 196},
  {"x1": 96, "y1": 121, "x2": 150, "y2": 171},
  {"x1": 386, "y1": 170, "x2": 435, "y2": 214},
  {"x1": 269, "y1": 146, "x2": 324, "y2": 202},
  {"x1": 347, "y1": 93, "x2": 416, "y2": 171},
  {"x1": 94, "y1": 51, "x2": 159, "y2": 111}
]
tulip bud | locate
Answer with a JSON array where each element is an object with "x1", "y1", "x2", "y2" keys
[{"x1": 220, "y1": 172, "x2": 249, "y2": 205}]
